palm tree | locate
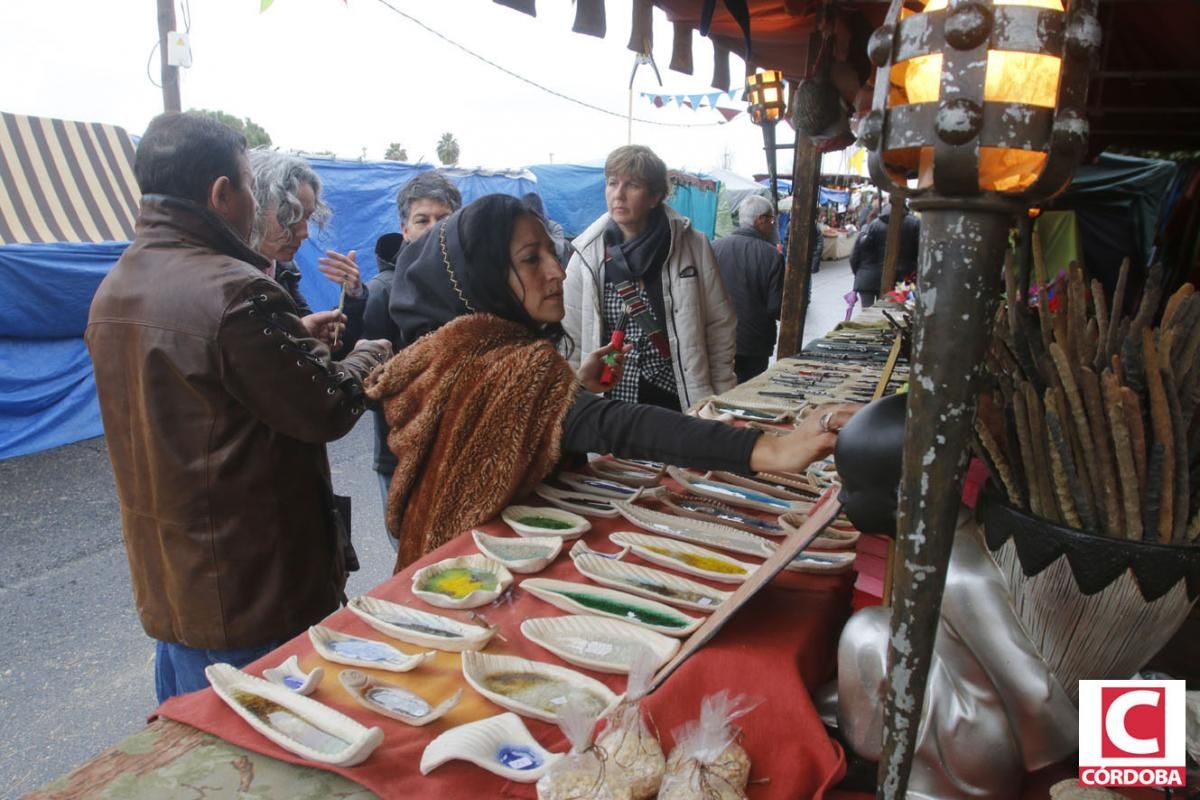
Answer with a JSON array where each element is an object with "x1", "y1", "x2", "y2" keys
[
  {"x1": 436, "y1": 133, "x2": 460, "y2": 166},
  {"x1": 384, "y1": 142, "x2": 408, "y2": 161}
]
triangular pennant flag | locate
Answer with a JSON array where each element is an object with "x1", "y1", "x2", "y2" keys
[
  {"x1": 689, "y1": 94, "x2": 703, "y2": 108},
  {"x1": 707, "y1": 92, "x2": 722, "y2": 107},
  {"x1": 675, "y1": 95, "x2": 688, "y2": 106},
  {"x1": 260, "y1": 0, "x2": 274, "y2": 10},
  {"x1": 654, "y1": 96, "x2": 664, "y2": 108},
  {"x1": 716, "y1": 107, "x2": 741, "y2": 122},
  {"x1": 682, "y1": 99, "x2": 694, "y2": 109}
]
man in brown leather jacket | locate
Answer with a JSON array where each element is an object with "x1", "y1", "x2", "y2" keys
[{"x1": 86, "y1": 113, "x2": 392, "y2": 702}]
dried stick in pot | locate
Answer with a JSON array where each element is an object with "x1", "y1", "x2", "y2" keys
[
  {"x1": 1121, "y1": 386, "x2": 1149, "y2": 493},
  {"x1": 1143, "y1": 443, "x2": 1166, "y2": 544},
  {"x1": 1102, "y1": 258, "x2": 1131, "y2": 363},
  {"x1": 1080, "y1": 366, "x2": 1122, "y2": 535},
  {"x1": 1050, "y1": 343, "x2": 1101, "y2": 526},
  {"x1": 1163, "y1": 367, "x2": 1190, "y2": 544},
  {"x1": 1090, "y1": 279, "x2": 1109, "y2": 373},
  {"x1": 975, "y1": 416, "x2": 1022, "y2": 508},
  {"x1": 1045, "y1": 399, "x2": 1085, "y2": 530},
  {"x1": 1022, "y1": 381, "x2": 1060, "y2": 524},
  {"x1": 1143, "y1": 328, "x2": 1175, "y2": 543},
  {"x1": 1102, "y1": 368, "x2": 1142, "y2": 541}
]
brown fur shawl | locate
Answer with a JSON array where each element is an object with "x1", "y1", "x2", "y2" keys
[{"x1": 364, "y1": 313, "x2": 580, "y2": 570}]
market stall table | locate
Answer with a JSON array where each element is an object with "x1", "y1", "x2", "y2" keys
[{"x1": 29, "y1": 494, "x2": 855, "y2": 799}]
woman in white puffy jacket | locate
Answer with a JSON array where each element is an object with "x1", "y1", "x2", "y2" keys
[{"x1": 562, "y1": 145, "x2": 737, "y2": 411}]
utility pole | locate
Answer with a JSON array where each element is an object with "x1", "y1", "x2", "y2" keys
[{"x1": 156, "y1": 0, "x2": 181, "y2": 112}]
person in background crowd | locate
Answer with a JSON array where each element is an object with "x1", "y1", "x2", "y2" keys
[
  {"x1": 522, "y1": 191, "x2": 569, "y2": 266},
  {"x1": 712, "y1": 195, "x2": 784, "y2": 384},
  {"x1": 849, "y1": 199, "x2": 920, "y2": 308},
  {"x1": 86, "y1": 112, "x2": 392, "y2": 702},
  {"x1": 248, "y1": 150, "x2": 365, "y2": 355},
  {"x1": 362, "y1": 171, "x2": 461, "y2": 550},
  {"x1": 563, "y1": 145, "x2": 736, "y2": 412},
  {"x1": 370, "y1": 193, "x2": 855, "y2": 568}
]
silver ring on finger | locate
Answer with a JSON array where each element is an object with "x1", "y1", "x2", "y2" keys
[{"x1": 819, "y1": 411, "x2": 834, "y2": 432}]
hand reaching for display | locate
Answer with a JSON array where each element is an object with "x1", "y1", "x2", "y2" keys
[
  {"x1": 317, "y1": 249, "x2": 364, "y2": 298},
  {"x1": 748, "y1": 402, "x2": 861, "y2": 473},
  {"x1": 578, "y1": 341, "x2": 633, "y2": 394}
]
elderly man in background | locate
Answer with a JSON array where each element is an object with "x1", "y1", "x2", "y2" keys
[
  {"x1": 86, "y1": 112, "x2": 392, "y2": 702},
  {"x1": 712, "y1": 194, "x2": 785, "y2": 384},
  {"x1": 248, "y1": 150, "x2": 366, "y2": 356},
  {"x1": 363, "y1": 170, "x2": 462, "y2": 549}
]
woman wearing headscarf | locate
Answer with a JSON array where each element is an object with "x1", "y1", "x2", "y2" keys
[
  {"x1": 563, "y1": 145, "x2": 737, "y2": 412},
  {"x1": 367, "y1": 194, "x2": 854, "y2": 569}
]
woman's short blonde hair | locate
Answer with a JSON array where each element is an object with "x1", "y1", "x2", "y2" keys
[{"x1": 605, "y1": 145, "x2": 669, "y2": 199}]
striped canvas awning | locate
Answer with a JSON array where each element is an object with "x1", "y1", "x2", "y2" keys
[{"x1": 0, "y1": 111, "x2": 140, "y2": 245}]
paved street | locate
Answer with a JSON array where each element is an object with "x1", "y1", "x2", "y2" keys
[{"x1": 0, "y1": 258, "x2": 854, "y2": 798}]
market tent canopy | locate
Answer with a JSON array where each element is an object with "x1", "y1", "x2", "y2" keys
[{"x1": 0, "y1": 111, "x2": 140, "y2": 244}]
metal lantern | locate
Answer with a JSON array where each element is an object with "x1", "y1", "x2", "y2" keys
[
  {"x1": 859, "y1": 0, "x2": 1100, "y2": 797},
  {"x1": 747, "y1": 68, "x2": 788, "y2": 210}
]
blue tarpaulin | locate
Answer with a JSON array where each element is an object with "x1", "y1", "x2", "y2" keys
[
  {"x1": 0, "y1": 241, "x2": 128, "y2": 459},
  {"x1": 528, "y1": 164, "x2": 607, "y2": 238},
  {"x1": 819, "y1": 187, "x2": 850, "y2": 206}
]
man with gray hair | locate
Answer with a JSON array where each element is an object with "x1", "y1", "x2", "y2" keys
[
  {"x1": 363, "y1": 170, "x2": 462, "y2": 548},
  {"x1": 712, "y1": 194, "x2": 784, "y2": 384}
]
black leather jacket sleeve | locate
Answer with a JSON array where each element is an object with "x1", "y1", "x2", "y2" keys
[{"x1": 561, "y1": 391, "x2": 761, "y2": 473}]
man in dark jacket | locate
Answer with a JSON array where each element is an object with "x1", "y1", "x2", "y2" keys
[
  {"x1": 362, "y1": 171, "x2": 461, "y2": 550},
  {"x1": 713, "y1": 194, "x2": 784, "y2": 384},
  {"x1": 849, "y1": 200, "x2": 920, "y2": 307},
  {"x1": 85, "y1": 113, "x2": 392, "y2": 702}
]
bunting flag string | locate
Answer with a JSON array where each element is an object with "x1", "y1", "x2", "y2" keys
[{"x1": 638, "y1": 90, "x2": 746, "y2": 123}]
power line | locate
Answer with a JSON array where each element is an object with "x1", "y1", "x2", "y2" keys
[{"x1": 371, "y1": 0, "x2": 732, "y2": 129}]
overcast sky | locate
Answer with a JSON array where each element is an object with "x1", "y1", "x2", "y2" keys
[{"x1": 0, "y1": 0, "x2": 862, "y2": 179}]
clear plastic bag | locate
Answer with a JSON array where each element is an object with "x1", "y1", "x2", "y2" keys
[
  {"x1": 658, "y1": 691, "x2": 760, "y2": 800},
  {"x1": 537, "y1": 692, "x2": 632, "y2": 800},
  {"x1": 596, "y1": 648, "x2": 665, "y2": 799}
]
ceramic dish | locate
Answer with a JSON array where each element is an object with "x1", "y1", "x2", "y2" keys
[
  {"x1": 520, "y1": 577, "x2": 701, "y2": 637},
  {"x1": 500, "y1": 505, "x2": 591, "y2": 539},
  {"x1": 656, "y1": 492, "x2": 786, "y2": 536},
  {"x1": 610, "y1": 498, "x2": 775, "y2": 559},
  {"x1": 668, "y1": 467, "x2": 809, "y2": 514},
  {"x1": 338, "y1": 669, "x2": 462, "y2": 726},
  {"x1": 520, "y1": 615, "x2": 680, "y2": 674},
  {"x1": 694, "y1": 399, "x2": 793, "y2": 423},
  {"x1": 570, "y1": 545, "x2": 731, "y2": 612},
  {"x1": 346, "y1": 595, "x2": 497, "y2": 652},
  {"x1": 206, "y1": 663, "x2": 383, "y2": 767},
  {"x1": 261, "y1": 655, "x2": 323, "y2": 696},
  {"x1": 471, "y1": 529, "x2": 562, "y2": 574},
  {"x1": 778, "y1": 511, "x2": 861, "y2": 549},
  {"x1": 411, "y1": 554, "x2": 514, "y2": 609},
  {"x1": 420, "y1": 712, "x2": 562, "y2": 783},
  {"x1": 609, "y1": 531, "x2": 759, "y2": 584},
  {"x1": 587, "y1": 458, "x2": 664, "y2": 488},
  {"x1": 555, "y1": 471, "x2": 640, "y2": 499},
  {"x1": 717, "y1": 470, "x2": 822, "y2": 501},
  {"x1": 534, "y1": 484, "x2": 620, "y2": 518},
  {"x1": 307, "y1": 626, "x2": 435, "y2": 673},
  {"x1": 782, "y1": 548, "x2": 857, "y2": 574},
  {"x1": 460, "y1": 651, "x2": 618, "y2": 724}
]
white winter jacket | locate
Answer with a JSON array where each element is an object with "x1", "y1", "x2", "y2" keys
[{"x1": 563, "y1": 207, "x2": 738, "y2": 409}]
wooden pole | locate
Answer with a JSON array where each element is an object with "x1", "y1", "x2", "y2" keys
[
  {"x1": 776, "y1": 131, "x2": 821, "y2": 358},
  {"x1": 879, "y1": 200, "x2": 906, "y2": 295},
  {"x1": 157, "y1": 0, "x2": 181, "y2": 113}
]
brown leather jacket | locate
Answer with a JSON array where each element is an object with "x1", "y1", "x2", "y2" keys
[{"x1": 86, "y1": 196, "x2": 385, "y2": 650}]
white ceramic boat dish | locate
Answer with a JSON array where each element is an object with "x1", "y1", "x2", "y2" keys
[
  {"x1": 346, "y1": 595, "x2": 497, "y2": 652},
  {"x1": 555, "y1": 471, "x2": 640, "y2": 499},
  {"x1": 460, "y1": 651, "x2": 618, "y2": 724},
  {"x1": 261, "y1": 654, "x2": 323, "y2": 696},
  {"x1": 410, "y1": 554, "x2": 514, "y2": 610},
  {"x1": 500, "y1": 505, "x2": 591, "y2": 539},
  {"x1": 587, "y1": 458, "x2": 663, "y2": 488},
  {"x1": 534, "y1": 484, "x2": 620, "y2": 518},
  {"x1": 695, "y1": 398, "x2": 793, "y2": 423},
  {"x1": 777, "y1": 512, "x2": 862, "y2": 549},
  {"x1": 206, "y1": 663, "x2": 384, "y2": 767},
  {"x1": 570, "y1": 546, "x2": 731, "y2": 612},
  {"x1": 610, "y1": 498, "x2": 775, "y2": 559},
  {"x1": 667, "y1": 467, "x2": 808, "y2": 514},
  {"x1": 520, "y1": 615, "x2": 680, "y2": 674},
  {"x1": 471, "y1": 529, "x2": 562, "y2": 573},
  {"x1": 308, "y1": 625, "x2": 435, "y2": 673},
  {"x1": 609, "y1": 531, "x2": 759, "y2": 584},
  {"x1": 656, "y1": 492, "x2": 787, "y2": 537},
  {"x1": 782, "y1": 548, "x2": 857, "y2": 574},
  {"x1": 420, "y1": 712, "x2": 562, "y2": 783},
  {"x1": 715, "y1": 470, "x2": 824, "y2": 503},
  {"x1": 520, "y1": 577, "x2": 701, "y2": 637},
  {"x1": 338, "y1": 669, "x2": 462, "y2": 726}
]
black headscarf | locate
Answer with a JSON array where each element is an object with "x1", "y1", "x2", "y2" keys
[{"x1": 389, "y1": 193, "x2": 567, "y2": 349}]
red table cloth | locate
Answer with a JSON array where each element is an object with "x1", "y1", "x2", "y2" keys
[{"x1": 157, "y1": 501, "x2": 855, "y2": 798}]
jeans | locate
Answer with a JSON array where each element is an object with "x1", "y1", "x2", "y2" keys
[
  {"x1": 155, "y1": 639, "x2": 282, "y2": 704},
  {"x1": 376, "y1": 471, "x2": 399, "y2": 553}
]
